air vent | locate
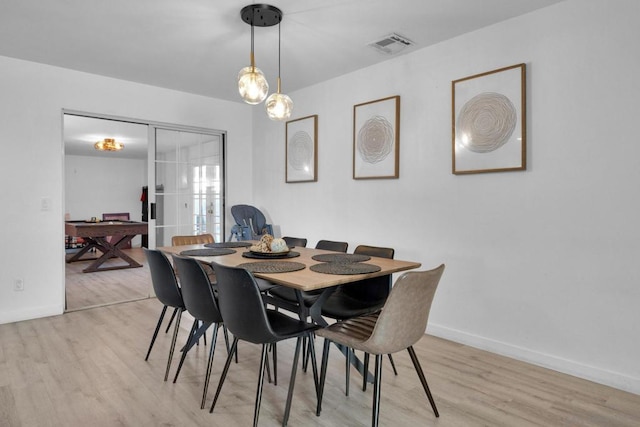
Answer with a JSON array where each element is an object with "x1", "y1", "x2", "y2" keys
[{"x1": 368, "y1": 33, "x2": 414, "y2": 55}]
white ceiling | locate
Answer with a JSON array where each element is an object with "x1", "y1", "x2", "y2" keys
[
  {"x1": 1, "y1": 0, "x2": 565, "y2": 159},
  {"x1": 63, "y1": 115, "x2": 149, "y2": 159}
]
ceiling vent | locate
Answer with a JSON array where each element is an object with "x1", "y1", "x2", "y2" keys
[{"x1": 368, "y1": 33, "x2": 414, "y2": 55}]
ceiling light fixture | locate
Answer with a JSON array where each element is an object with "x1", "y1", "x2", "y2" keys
[
  {"x1": 238, "y1": 4, "x2": 293, "y2": 120},
  {"x1": 94, "y1": 138, "x2": 124, "y2": 151},
  {"x1": 265, "y1": 20, "x2": 293, "y2": 121}
]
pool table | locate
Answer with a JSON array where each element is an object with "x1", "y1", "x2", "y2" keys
[{"x1": 65, "y1": 220, "x2": 148, "y2": 273}]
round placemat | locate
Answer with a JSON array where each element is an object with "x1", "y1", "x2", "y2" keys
[
  {"x1": 310, "y1": 263, "x2": 381, "y2": 275},
  {"x1": 205, "y1": 242, "x2": 252, "y2": 248},
  {"x1": 238, "y1": 261, "x2": 306, "y2": 274},
  {"x1": 242, "y1": 251, "x2": 300, "y2": 259},
  {"x1": 180, "y1": 248, "x2": 236, "y2": 256},
  {"x1": 311, "y1": 253, "x2": 371, "y2": 263}
]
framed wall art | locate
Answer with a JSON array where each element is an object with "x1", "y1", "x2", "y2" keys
[
  {"x1": 353, "y1": 95, "x2": 400, "y2": 179},
  {"x1": 285, "y1": 114, "x2": 318, "y2": 183},
  {"x1": 452, "y1": 63, "x2": 526, "y2": 175}
]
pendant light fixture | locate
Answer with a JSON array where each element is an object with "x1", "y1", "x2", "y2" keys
[
  {"x1": 238, "y1": 4, "x2": 281, "y2": 105},
  {"x1": 238, "y1": 4, "x2": 293, "y2": 120},
  {"x1": 265, "y1": 21, "x2": 293, "y2": 121}
]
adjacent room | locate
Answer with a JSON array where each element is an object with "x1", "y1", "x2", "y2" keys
[{"x1": 1, "y1": 0, "x2": 639, "y2": 425}]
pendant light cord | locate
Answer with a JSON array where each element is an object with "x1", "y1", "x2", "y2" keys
[
  {"x1": 250, "y1": 22, "x2": 255, "y2": 68},
  {"x1": 277, "y1": 22, "x2": 282, "y2": 93}
]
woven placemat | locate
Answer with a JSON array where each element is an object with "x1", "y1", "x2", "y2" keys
[
  {"x1": 180, "y1": 248, "x2": 236, "y2": 256},
  {"x1": 311, "y1": 253, "x2": 371, "y2": 263},
  {"x1": 205, "y1": 241, "x2": 252, "y2": 248},
  {"x1": 310, "y1": 263, "x2": 381, "y2": 275},
  {"x1": 238, "y1": 261, "x2": 306, "y2": 274}
]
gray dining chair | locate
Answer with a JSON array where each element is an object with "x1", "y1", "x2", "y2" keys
[{"x1": 316, "y1": 264, "x2": 445, "y2": 426}]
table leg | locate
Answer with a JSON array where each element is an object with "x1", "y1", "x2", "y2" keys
[
  {"x1": 65, "y1": 240, "x2": 100, "y2": 263},
  {"x1": 80, "y1": 235, "x2": 142, "y2": 273}
]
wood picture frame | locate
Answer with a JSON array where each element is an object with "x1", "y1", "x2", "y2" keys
[
  {"x1": 286, "y1": 114, "x2": 318, "y2": 183},
  {"x1": 353, "y1": 95, "x2": 400, "y2": 179},
  {"x1": 452, "y1": 63, "x2": 526, "y2": 175}
]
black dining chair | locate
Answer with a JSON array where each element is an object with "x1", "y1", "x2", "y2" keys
[
  {"x1": 208, "y1": 261, "x2": 320, "y2": 427},
  {"x1": 267, "y1": 239, "x2": 349, "y2": 314},
  {"x1": 319, "y1": 244, "x2": 397, "y2": 394},
  {"x1": 266, "y1": 239, "x2": 349, "y2": 371},
  {"x1": 143, "y1": 248, "x2": 187, "y2": 382},
  {"x1": 282, "y1": 236, "x2": 307, "y2": 248},
  {"x1": 171, "y1": 255, "x2": 228, "y2": 409}
]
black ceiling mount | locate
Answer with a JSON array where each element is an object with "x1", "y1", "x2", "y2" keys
[{"x1": 240, "y1": 4, "x2": 282, "y2": 27}]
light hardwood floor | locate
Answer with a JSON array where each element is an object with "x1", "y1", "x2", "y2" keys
[
  {"x1": 4, "y1": 266, "x2": 640, "y2": 426},
  {"x1": 65, "y1": 247, "x2": 151, "y2": 311}
]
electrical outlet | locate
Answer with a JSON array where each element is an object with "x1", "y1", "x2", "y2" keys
[{"x1": 13, "y1": 278, "x2": 24, "y2": 291}]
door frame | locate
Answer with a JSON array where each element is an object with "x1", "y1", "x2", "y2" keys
[{"x1": 62, "y1": 108, "x2": 227, "y2": 308}]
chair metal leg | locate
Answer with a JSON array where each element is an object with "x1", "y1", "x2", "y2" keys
[
  {"x1": 210, "y1": 337, "x2": 239, "y2": 413},
  {"x1": 282, "y1": 336, "x2": 303, "y2": 426},
  {"x1": 302, "y1": 335, "x2": 308, "y2": 372},
  {"x1": 202, "y1": 320, "x2": 207, "y2": 346},
  {"x1": 164, "y1": 306, "x2": 178, "y2": 333},
  {"x1": 221, "y1": 325, "x2": 238, "y2": 363},
  {"x1": 307, "y1": 332, "x2": 320, "y2": 399},
  {"x1": 201, "y1": 324, "x2": 219, "y2": 409},
  {"x1": 253, "y1": 344, "x2": 269, "y2": 427},
  {"x1": 388, "y1": 354, "x2": 398, "y2": 375},
  {"x1": 273, "y1": 342, "x2": 278, "y2": 386},
  {"x1": 266, "y1": 347, "x2": 273, "y2": 384},
  {"x1": 345, "y1": 347, "x2": 351, "y2": 396},
  {"x1": 316, "y1": 338, "x2": 331, "y2": 416},
  {"x1": 173, "y1": 319, "x2": 199, "y2": 383},
  {"x1": 303, "y1": 332, "x2": 316, "y2": 373},
  {"x1": 372, "y1": 354, "x2": 383, "y2": 427},
  {"x1": 164, "y1": 308, "x2": 183, "y2": 382},
  {"x1": 407, "y1": 346, "x2": 439, "y2": 417},
  {"x1": 145, "y1": 305, "x2": 167, "y2": 361},
  {"x1": 363, "y1": 352, "x2": 370, "y2": 391}
]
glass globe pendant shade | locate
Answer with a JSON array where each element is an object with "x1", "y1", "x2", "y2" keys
[
  {"x1": 238, "y1": 65, "x2": 269, "y2": 105},
  {"x1": 265, "y1": 91, "x2": 293, "y2": 121}
]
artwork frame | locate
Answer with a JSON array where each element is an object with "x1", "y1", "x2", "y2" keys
[
  {"x1": 286, "y1": 114, "x2": 318, "y2": 183},
  {"x1": 353, "y1": 95, "x2": 400, "y2": 179},
  {"x1": 452, "y1": 63, "x2": 526, "y2": 175}
]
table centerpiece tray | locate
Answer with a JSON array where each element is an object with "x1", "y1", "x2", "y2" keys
[{"x1": 242, "y1": 250, "x2": 300, "y2": 259}]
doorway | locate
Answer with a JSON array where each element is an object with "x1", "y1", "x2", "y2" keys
[{"x1": 63, "y1": 112, "x2": 226, "y2": 311}]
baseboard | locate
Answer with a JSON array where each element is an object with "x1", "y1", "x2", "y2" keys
[
  {"x1": 427, "y1": 323, "x2": 640, "y2": 396},
  {"x1": 0, "y1": 304, "x2": 63, "y2": 325}
]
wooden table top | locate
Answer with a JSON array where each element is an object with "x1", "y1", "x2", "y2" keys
[
  {"x1": 65, "y1": 220, "x2": 148, "y2": 237},
  {"x1": 159, "y1": 244, "x2": 421, "y2": 292}
]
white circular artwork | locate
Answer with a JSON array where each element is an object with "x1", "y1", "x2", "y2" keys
[
  {"x1": 357, "y1": 115, "x2": 394, "y2": 164},
  {"x1": 457, "y1": 92, "x2": 517, "y2": 153},
  {"x1": 287, "y1": 131, "x2": 313, "y2": 170}
]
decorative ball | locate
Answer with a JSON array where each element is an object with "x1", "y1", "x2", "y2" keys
[{"x1": 270, "y1": 238, "x2": 288, "y2": 253}]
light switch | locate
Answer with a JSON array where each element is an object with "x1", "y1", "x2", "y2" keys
[{"x1": 41, "y1": 197, "x2": 52, "y2": 211}]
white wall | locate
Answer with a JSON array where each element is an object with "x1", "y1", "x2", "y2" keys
[
  {"x1": 0, "y1": 56, "x2": 253, "y2": 325},
  {"x1": 65, "y1": 155, "x2": 146, "y2": 246},
  {"x1": 251, "y1": 0, "x2": 640, "y2": 394}
]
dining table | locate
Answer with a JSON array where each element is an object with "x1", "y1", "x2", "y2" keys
[{"x1": 159, "y1": 241, "x2": 422, "y2": 381}]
